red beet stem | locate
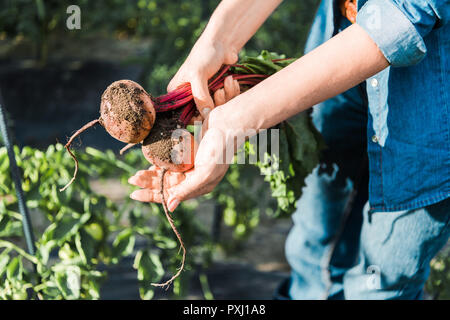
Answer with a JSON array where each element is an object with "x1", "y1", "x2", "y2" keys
[
  {"x1": 179, "y1": 102, "x2": 196, "y2": 126},
  {"x1": 208, "y1": 65, "x2": 231, "y2": 88},
  {"x1": 153, "y1": 61, "x2": 280, "y2": 124},
  {"x1": 158, "y1": 87, "x2": 191, "y2": 103},
  {"x1": 157, "y1": 94, "x2": 194, "y2": 112},
  {"x1": 232, "y1": 74, "x2": 267, "y2": 80}
]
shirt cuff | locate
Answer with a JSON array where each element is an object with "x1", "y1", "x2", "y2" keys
[{"x1": 356, "y1": 0, "x2": 427, "y2": 67}]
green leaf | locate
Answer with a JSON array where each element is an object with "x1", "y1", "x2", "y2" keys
[
  {"x1": 111, "y1": 228, "x2": 135, "y2": 263},
  {"x1": 6, "y1": 256, "x2": 23, "y2": 281},
  {"x1": 0, "y1": 214, "x2": 10, "y2": 232},
  {"x1": 285, "y1": 112, "x2": 323, "y2": 172},
  {"x1": 153, "y1": 234, "x2": 177, "y2": 249},
  {"x1": 37, "y1": 240, "x2": 55, "y2": 265},
  {"x1": 35, "y1": 0, "x2": 46, "y2": 21},
  {"x1": 0, "y1": 248, "x2": 11, "y2": 277},
  {"x1": 254, "y1": 112, "x2": 324, "y2": 216},
  {"x1": 84, "y1": 222, "x2": 104, "y2": 242},
  {"x1": 54, "y1": 266, "x2": 81, "y2": 299},
  {"x1": 44, "y1": 212, "x2": 91, "y2": 245},
  {"x1": 133, "y1": 250, "x2": 164, "y2": 299},
  {"x1": 75, "y1": 229, "x2": 96, "y2": 264}
]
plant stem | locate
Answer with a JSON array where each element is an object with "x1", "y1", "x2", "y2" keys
[{"x1": 0, "y1": 240, "x2": 38, "y2": 264}]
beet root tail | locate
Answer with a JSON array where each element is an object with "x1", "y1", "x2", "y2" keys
[
  {"x1": 151, "y1": 168, "x2": 187, "y2": 289},
  {"x1": 60, "y1": 118, "x2": 100, "y2": 192}
]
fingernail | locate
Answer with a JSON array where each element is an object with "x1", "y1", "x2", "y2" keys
[
  {"x1": 128, "y1": 176, "x2": 137, "y2": 185},
  {"x1": 168, "y1": 198, "x2": 180, "y2": 212},
  {"x1": 130, "y1": 191, "x2": 138, "y2": 200}
]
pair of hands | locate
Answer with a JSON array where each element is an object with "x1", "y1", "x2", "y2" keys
[{"x1": 129, "y1": 40, "x2": 241, "y2": 212}]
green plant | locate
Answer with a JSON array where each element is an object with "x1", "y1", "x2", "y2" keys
[
  {"x1": 426, "y1": 245, "x2": 450, "y2": 300},
  {"x1": 0, "y1": 144, "x2": 213, "y2": 299}
]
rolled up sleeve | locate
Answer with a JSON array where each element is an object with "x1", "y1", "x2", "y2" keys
[{"x1": 356, "y1": 0, "x2": 449, "y2": 67}]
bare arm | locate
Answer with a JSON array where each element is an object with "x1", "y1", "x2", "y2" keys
[
  {"x1": 211, "y1": 23, "x2": 388, "y2": 133},
  {"x1": 168, "y1": 0, "x2": 282, "y2": 118},
  {"x1": 203, "y1": 0, "x2": 283, "y2": 58}
]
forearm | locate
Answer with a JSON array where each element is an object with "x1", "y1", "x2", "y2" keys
[
  {"x1": 212, "y1": 24, "x2": 389, "y2": 133},
  {"x1": 202, "y1": 0, "x2": 282, "y2": 54}
]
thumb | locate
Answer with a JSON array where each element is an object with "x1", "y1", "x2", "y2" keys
[
  {"x1": 190, "y1": 76, "x2": 214, "y2": 119},
  {"x1": 166, "y1": 178, "x2": 195, "y2": 212},
  {"x1": 166, "y1": 169, "x2": 209, "y2": 212},
  {"x1": 167, "y1": 75, "x2": 182, "y2": 93}
]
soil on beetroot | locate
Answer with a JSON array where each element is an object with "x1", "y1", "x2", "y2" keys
[
  {"x1": 142, "y1": 109, "x2": 184, "y2": 163},
  {"x1": 101, "y1": 81, "x2": 151, "y2": 141}
]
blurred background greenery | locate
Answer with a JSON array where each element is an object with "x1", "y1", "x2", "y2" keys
[
  {"x1": 0, "y1": 0, "x2": 318, "y2": 93},
  {"x1": 0, "y1": 0, "x2": 448, "y2": 300}
]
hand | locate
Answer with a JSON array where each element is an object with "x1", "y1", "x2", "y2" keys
[
  {"x1": 128, "y1": 125, "x2": 231, "y2": 212},
  {"x1": 167, "y1": 38, "x2": 238, "y2": 121},
  {"x1": 129, "y1": 78, "x2": 241, "y2": 210},
  {"x1": 129, "y1": 109, "x2": 234, "y2": 212}
]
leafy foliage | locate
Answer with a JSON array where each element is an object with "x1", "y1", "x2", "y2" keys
[
  {"x1": 0, "y1": 0, "x2": 319, "y2": 93},
  {"x1": 426, "y1": 246, "x2": 450, "y2": 300},
  {"x1": 232, "y1": 51, "x2": 326, "y2": 216}
]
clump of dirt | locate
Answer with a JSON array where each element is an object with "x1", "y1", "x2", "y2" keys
[{"x1": 142, "y1": 109, "x2": 183, "y2": 164}]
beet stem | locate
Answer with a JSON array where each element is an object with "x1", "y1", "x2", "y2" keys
[
  {"x1": 208, "y1": 65, "x2": 231, "y2": 88},
  {"x1": 158, "y1": 87, "x2": 191, "y2": 103},
  {"x1": 151, "y1": 168, "x2": 186, "y2": 288},
  {"x1": 60, "y1": 118, "x2": 100, "y2": 192}
]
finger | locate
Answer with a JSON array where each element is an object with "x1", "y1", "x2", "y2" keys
[
  {"x1": 166, "y1": 163, "x2": 228, "y2": 212},
  {"x1": 128, "y1": 170, "x2": 185, "y2": 189},
  {"x1": 190, "y1": 77, "x2": 214, "y2": 119},
  {"x1": 128, "y1": 169, "x2": 158, "y2": 185},
  {"x1": 167, "y1": 72, "x2": 184, "y2": 92},
  {"x1": 130, "y1": 188, "x2": 164, "y2": 203},
  {"x1": 234, "y1": 79, "x2": 241, "y2": 96},
  {"x1": 166, "y1": 174, "x2": 224, "y2": 212},
  {"x1": 128, "y1": 169, "x2": 158, "y2": 183},
  {"x1": 224, "y1": 75, "x2": 236, "y2": 102},
  {"x1": 165, "y1": 167, "x2": 211, "y2": 211},
  {"x1": 213, "y1": 88, "x2": 226, "y2": 106}
]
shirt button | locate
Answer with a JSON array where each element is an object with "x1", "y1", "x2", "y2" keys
[
  {"x1": 372, "y1": 135, "x2": 378, "y2": 143},
  {"x1": 371, "y1": 78, "x2": 378, "y2": 87}
]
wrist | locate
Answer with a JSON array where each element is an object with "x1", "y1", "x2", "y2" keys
[
  {"x1": 206, "y1": 106, "x2": 246, "y2": 157},
  {"x1": 200, "y1": 8, "x2": 241, "y2": 63},
  {"x1": 200, "y1": 29, "x2": 239, "y2": 65},
  {"x1": 209, "y1": 99, "x2": 257, "y2": 140}
]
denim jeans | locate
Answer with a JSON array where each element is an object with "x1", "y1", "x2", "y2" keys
[{"x1": 283, "y1": 84, "x2": 450, "y2": 300}]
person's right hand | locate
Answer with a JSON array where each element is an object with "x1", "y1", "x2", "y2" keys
[{"x1": 167, "y1": 38, "x2": 239, "y2": 121}]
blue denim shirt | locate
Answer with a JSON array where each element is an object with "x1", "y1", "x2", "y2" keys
[{"x1": 305, "y1": 0, "x2": 450, "y2": 212}]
